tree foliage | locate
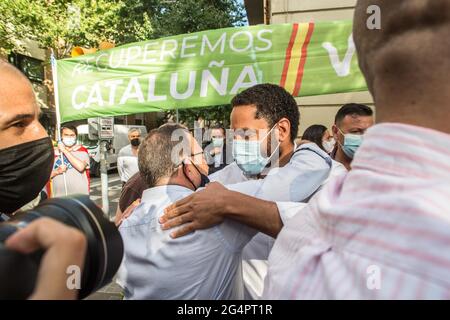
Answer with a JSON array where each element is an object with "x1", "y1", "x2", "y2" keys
[
  {"x1": 149, "y1": 0, "x2": 245, "y2": 126},
  {"x1": 0, "y1": 0, "x2": 152, "y2": 58},
  {"x1": 0, "y1": 0, "x2": 246, "y2": 125},
  {"x1": 151, "y1": 0, "x2": 246, "y2": 37}
]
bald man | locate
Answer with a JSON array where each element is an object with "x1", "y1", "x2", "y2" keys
[
  {"x1": 0, "y1": 61, "x2": 86, "y2": 299},
  {"x1": 264, "y1": 0, "x2": 450, "y2": 299}
]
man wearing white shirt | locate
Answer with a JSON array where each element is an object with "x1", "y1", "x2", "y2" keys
[
  {"x1": 117, "y1": 128, "x2": 141, "y2": 185},
  {"x1": 206, "y1": 125, "x2": 229, "y2": 174},
  {"x1": 161, "y1": 84, "x2": 346, "y2": 299},
  {"x1": 263, "y1": 0, "x2": 450, "y2": 299},
  {"x1": 118, "y1": 124, "x2": 256, "y2": 299}
]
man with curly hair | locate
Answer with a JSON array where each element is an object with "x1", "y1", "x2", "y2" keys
[{"x1": 161, "y1": 83, "x2": 346, "y2": 299}]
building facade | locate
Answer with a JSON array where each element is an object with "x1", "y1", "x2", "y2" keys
[{"x1": 244, "y1": 0, "x2": 374, "y2": 136}]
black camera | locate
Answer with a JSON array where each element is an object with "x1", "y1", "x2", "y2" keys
[{"x1": 0, "y1": 195, "x2": 123, "y2": 299}]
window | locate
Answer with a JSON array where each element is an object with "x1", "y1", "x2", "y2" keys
[{"x1": 8, "y1": 53, "x2": 45, "y2": 83}]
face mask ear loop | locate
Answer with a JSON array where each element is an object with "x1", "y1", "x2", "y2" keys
[
  {"x1": 260, "y1": 124, "x2": 277, "y2": 145},
  {"x1": 181, "y1": 160, "x2": 197, "y2": 191},
  {"x1": 336, "y1": 127, "x2": 346, "y2": 148},
  {"x1": 262, "y1": 124, "x2": 281, "y2": 163}
]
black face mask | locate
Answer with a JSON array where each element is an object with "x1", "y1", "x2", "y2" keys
[
  {"x1": 183, "y1": 162, "x2": 210, "y2": 191},
  {"x1": 130, "y1": 138, "x2": 140, "y2": 147},
  {"x1": 0, "y1": 137, "x2": 54, "y2": 214}
]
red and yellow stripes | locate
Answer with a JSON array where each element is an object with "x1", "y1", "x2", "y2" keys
[{"x1": 280, "y1": 23, "x2": 315, "y2": 96}]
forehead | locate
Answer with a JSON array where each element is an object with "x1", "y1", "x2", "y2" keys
[
  {"x1": 180, "y1": 131, "x2": 202, "y2": 155},
  {"x1": 230, "y1": 104, "x2": 269, "y2": 130},
  {"x1": 129, "y1": 130, "x2": 140, "y2": 135},
  {"x1": 340, "y1": 114, "x2": 374, "y2": 130},
  {"x1": 0, "y1": 67, "x2": 38, "y2": 119},
  {"x1": 62, "y1": 128, "x2": 76, "y2": 135},
  {"x1": 211, "y1": 128, "x2": 224, "y2": 136},
  {"x1": 191, "y1": 137, "x2": 202, "y2": 152}
]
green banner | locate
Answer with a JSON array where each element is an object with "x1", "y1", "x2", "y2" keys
[{"x1": 56, "y1": 21, "x2": 367, "y2": 123}]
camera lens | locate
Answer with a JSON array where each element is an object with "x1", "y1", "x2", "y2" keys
[{"x1": 0, "y1": 195, "x2": 123, "y2": 299}]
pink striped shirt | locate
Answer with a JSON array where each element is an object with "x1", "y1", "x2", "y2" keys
[{"x1": 264, "y1": 123, "x2": 450, "y2": 299}]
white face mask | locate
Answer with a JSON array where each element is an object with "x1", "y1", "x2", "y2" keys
[
  {"x1": 322, "y1": 138, "x2": 336, "y2": 153},
  {"x1": 62, "y1": 137, "x2": 76, "y2": 147}
]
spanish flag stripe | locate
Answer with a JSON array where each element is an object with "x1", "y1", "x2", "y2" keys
[
  {"x1": 284, "y1": 25, "x2": 308, "y2": 94},
  {"x1": 293, "y1": 22, "x2": 315, "y2": 96},
  {"x1": 280, "y1": 23, "x2": 299, "y2": 88},
  {"x1": 280, "y1": 23, "x2": 315, "y2": 96}
]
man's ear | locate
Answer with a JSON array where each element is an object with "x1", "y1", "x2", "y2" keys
[
  {"x1": 332, "y1": 124, "x2": 339, "y2": 140},
  {"x1": 277, "y1": 118, "x2": 291, "y2": 143},
  {"x1": 181, "y1": 159, "x2": 194, "y2": 178}
]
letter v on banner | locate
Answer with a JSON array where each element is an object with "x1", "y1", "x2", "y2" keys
[
  {"x1": 322, "y1": 34, "x2": 356, "y2": 77},
  {"x1": 280, "y1": 23, "x2": 315, "y2": 96}
]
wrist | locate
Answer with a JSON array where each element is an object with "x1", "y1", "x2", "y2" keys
[{"x1": 219, "y1": 189, "x2": 239, "y2": 217}]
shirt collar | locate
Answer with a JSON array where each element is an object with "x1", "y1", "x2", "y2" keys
[
  {"x1": 297, "y1": 142, "x2": 328, "y2": 154},
  {"x1": 141, "y1": 184, "x2": 193, "y2": 203},
  {"x1": 352, "y1": 123, "x2": 450, "y2": 180}
]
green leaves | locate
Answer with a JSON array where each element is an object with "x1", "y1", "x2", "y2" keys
[
  {"x1": 1, "y1": 0, "x2": 245, "y2": 124},
  {"x1": 150, "y1": 0, "x2": 246, "y2": 38},
  {"x1": 162, "y1": 105, "x2": 232, "y2": 129},
  {"x1": 1, "y1": 0, "x2": 133, "y2": 57},
  {"x1": 148, "y1": 0, "x2": 245, "y2": 124}
]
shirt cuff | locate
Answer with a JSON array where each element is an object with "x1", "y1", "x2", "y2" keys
[{"x1": 276, "y1": 202, "x2": 308, "y2": 225}]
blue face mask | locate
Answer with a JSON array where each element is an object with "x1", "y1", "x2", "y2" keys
[
  {"x1": 338, "y1": 129, "x2": 363, "y2": 159},
  {"x1": 232, "y1": 125, "x2": 280, "y2": 176},
  {"x1": 212, "y1": 138, "x2": 224, "y2": 148}
]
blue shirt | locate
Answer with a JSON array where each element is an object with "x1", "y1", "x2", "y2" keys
[{"x1": 117, "y1": 185, "x2": 256, "y2": 300}]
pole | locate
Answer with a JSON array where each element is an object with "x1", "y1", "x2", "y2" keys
[
  {"x1": 176, "y1": 108, "x2": 179, "y2": 123},
  {"x1": 50, "y1": 51, "x2": 68, "y2": 196},
  {"x1": 99, "y1": 139, "x2": 109, "y2": 217}
]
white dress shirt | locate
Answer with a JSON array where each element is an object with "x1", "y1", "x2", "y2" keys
[
  {"x1": 117, "y1": 144, "x2": 139, "y2": 183},
  {"x1": 212, "y1": 143, "x2": 334, "y2": 202},
  {"x1": 118, "y1": 185, "x2": 256, "y2": 299},
  {"x1": 264, "y1": 123, "x2": 450, "y2": 299},
  {"x1": 210, "y1": 143, "x2": 346, "y2": 299},
  {"x1": 209, "y1": 162, "x2": 249, "y2": 185}
]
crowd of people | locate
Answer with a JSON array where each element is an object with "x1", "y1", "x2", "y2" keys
[
  {"x1": 0, "y1": 0, "x2": 449, "y2": 299},
  {"x1": 114, "y1": 85, "x2": 374, "y2": 299}
]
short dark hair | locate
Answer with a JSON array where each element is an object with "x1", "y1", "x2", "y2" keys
[
  {"x1": 231, "y1": 84, "x2": 299, "y2": 143},
  {"x1": 138, "y1": 123, "x2": 189, "y2": 188},
  {"x1": 211, "y1": 124, "x2": 225, "y2": 134},
  {"x1": 302, "y1": 125, "x2": 328, "y2": 151},
  {"x1": 209, "y1": 125, "x2": 225, "y2": 140},
  {"x1": 334, "y1": 103, "x2": 373, "y2": 125},
  {"x1": 61, "y1": 125, "x2": 78, "y2": 136}
]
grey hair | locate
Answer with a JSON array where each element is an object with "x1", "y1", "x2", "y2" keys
[
  {"x1": 128, "y1": 127, "x2": 141, "y2": 135},
  {"x1": 138, "y1": 123, "x2": 190, "y2": 188}
]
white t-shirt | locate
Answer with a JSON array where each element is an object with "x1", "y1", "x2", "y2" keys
[{"x1": 117, "y1": 144, "x2": 139, "y2": 183}]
